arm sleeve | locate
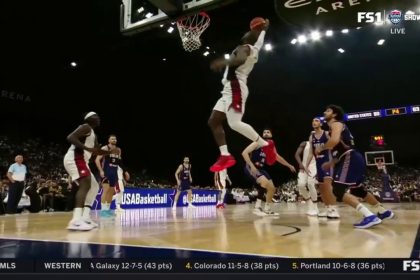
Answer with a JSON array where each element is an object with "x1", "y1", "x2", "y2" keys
[
  {"x1": 253, "y1": 31, "x2": 266, "y2": 51},
  {"x1": 8, "y1": 165, "x2": 14, "y2": 173}
]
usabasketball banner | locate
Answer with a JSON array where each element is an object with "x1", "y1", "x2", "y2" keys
[{"x1": 92, "y1": 188, "x2": 218, "y2": 210}]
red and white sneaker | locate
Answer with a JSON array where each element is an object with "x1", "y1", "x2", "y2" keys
[
  {"x1": 210, "y1": 155, "x2": 236, "y2": 172},
  {"x1": 216, "y1": 203, "x2": 225, "y2": 209},
  {"x1": 262, "y1": 140, "x2": 277, "y2": 166}
]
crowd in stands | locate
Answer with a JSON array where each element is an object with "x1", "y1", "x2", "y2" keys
[{"x1": 1, "y1": 135, "x2": 419, "y2": 214}]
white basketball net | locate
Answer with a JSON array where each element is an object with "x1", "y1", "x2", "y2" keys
[{"x1": 176, "y1": 12, "x2": 210, "y2": 52}]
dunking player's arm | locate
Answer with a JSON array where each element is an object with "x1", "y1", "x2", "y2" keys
[
  {"x1": 210, "y1": 19, "x2": 269, "y2": 72},
  {"x1": 210, "y1": 45, "x2": 250, "y2": 72},
  {"x1": 67, "y1": 124, "x2": 110, "y2": 156}
]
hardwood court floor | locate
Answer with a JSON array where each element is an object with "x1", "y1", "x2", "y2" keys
[{"x1": 0, "y1": 203, "x2": 419, "y2": 258}]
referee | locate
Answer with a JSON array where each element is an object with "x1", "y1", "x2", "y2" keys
[{"x1": 6, "y1": 155, "x2": 27, "y2": 214}]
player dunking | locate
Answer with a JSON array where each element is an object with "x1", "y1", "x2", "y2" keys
[
  {"x1": 295, "y1": 140, "x2": 319, "y2": 216},
  {"x1": 317, "y1": 105, "x2": 394, "y2": 229},
  {"x1": 64, "y1": 112, "x2": 114, "y2": 230},
  {"x1": 214, "y1": 169, "x2": 231, "y2": 209},
  {"x1": 95, "y1": 135, "x2": 129, "y2": 217},
  {"x1": 305, "y1": 118, "x2": 340, "y2": 219},
  {"x1": 208, "y1": 18, "x2": 276, "y2": 172},
  {"x1": 242, "y1": 129, "x2": 296, "y2": 215},
  {"x1": 172, "y1": 157, "x2": 195, "y2": 209}
]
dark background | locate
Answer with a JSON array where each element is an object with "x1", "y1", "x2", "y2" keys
[{"x1": 1, "y1": 0, "x2": 419, "y2": 186}]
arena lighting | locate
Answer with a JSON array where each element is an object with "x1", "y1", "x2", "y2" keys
[
  {"x1": 203, "y1": 51, "x2": 210, "y2": 56},
  {"x1": 338, "y1": 48, "x2": 345, "y2": 53},
  {"x1": 310, "y1": 31, "x2": 321, "y2": 41},
  {"x1": 341, "y1": 29, "x2": 349, "y2": 34},
  {"x1": 70, "y1": 62, "x2": 77, "y2": 67},
  {"x1": 377, "y1": 39, "x2": 385, "y2": 45},
  {"x1": 159, "y1": 24, "x2": 164, "y2": 28},
  {"x1": 325, "y1": 30, "x2": 333, "y2": 37},
  {"x1": 167, "y1": 26, "x2": 174, "y2": 33},
  {"x1": 291, "y1": 38, "x2": 297, "y2": 44},
  {"x1": 145, "y1": 12, "x2": 153, "y2": 18},
  {"x1": 224, "y1": 54, "x2": 230, "y2": 59},
  {"x1": 356, "y1": 26, "x2": 362, "y2": 29},
  {"x1": 264, "y1": 43, "x2": 273, "y2": 51},
  {"x1": 297, "y1": 35, "x2": 307, "y2": 44},
  {"x1": 162, "y1": 58, "x2": 167, "y2": 61},
  {"x1": 137, "y1": 7, "x2": 145, "y2": 13}
]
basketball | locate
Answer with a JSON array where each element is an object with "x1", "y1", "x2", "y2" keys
[{"x1": 250, "y1": 17, "x2": 266, "y2": 31}]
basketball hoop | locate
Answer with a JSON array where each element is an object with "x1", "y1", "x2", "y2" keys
[{"x1": 176, "y1": 12, "x2": 210, "y2": 52}]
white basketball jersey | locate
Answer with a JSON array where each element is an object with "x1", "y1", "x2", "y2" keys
[
  {"x1": 66, "y1": 127, "x2": 96, "y2": 162},
  {"x1": 222, "y1": 44, "x2": 259, "y2": 85},
  {"x1": 303, "y1": 141, "x2": 316, "y2": 168}
]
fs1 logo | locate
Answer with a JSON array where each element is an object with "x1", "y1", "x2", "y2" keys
[
  {"x1": 403, "y1": 260, "x2": 420, "y2": 271},
  {"x1": 357, "y1": 12, "x2": 383, "y2": 23}
]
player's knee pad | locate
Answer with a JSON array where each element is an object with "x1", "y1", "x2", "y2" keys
[
  {"x1": 349, "y1": 185, "x2": 368, "y2": 199},
  {"x1": 332, "y1": 183, "x2": 347, "y2": 202}
]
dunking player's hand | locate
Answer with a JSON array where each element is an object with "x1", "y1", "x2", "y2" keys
[{"x1": 262, "y1": 19, "x2": 270, "y2": 31}]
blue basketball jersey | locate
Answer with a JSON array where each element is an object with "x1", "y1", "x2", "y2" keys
[
  {"x1": 102, "y1": 146, "x2": 121, "y2": 171},
  {"x1": 251, "y1": 148, "x2": 266, "y2": 169},
  {"x1": 330, "y1": 122, "x2": 355, "y2": 159},
  {"x1": 179, "y1": 164, "x2": 191, "y2": 182},
  {"x1": 311, "y1": 130, "x2": 330, "y2": 160}
]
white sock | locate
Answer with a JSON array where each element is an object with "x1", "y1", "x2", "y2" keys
[
  {"x1": 372, "y1": 203, "x2": 386, "y2": 214},
  {"x1": 356, "y1": 203, "x2": 374, "y2": 217},
  {"x1": 255, "y1": 199, "x2": 262, "y2": 209},
  {"x1": 219, "y1": 145, "x2": 230, "y2": 156},
  {"x1": 72, "y1": 207, "x2": 83, "y2": 221},
  {"x1": 82, "y1": 207, "x2": 91, "y2": 220}
]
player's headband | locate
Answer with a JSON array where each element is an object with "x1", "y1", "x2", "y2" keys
[{"x1": 84, "y1": 112, "x2": 97, "y2": 120}]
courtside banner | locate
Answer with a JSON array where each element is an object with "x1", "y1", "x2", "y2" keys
[{"x1": 93, "y1": 188, "x2": 218, "y2": 209}]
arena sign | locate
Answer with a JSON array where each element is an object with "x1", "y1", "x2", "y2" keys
[
  {"x1": 275, "y1": 0, "x2": 418, "y2": 28},
  {"x1": 93, "y1": 188, "x2": 218, "y2": 209}
]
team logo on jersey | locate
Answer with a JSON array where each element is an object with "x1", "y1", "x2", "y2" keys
[{"x1": 388, "y1": 10, "x2": 403, "y2": 25}]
